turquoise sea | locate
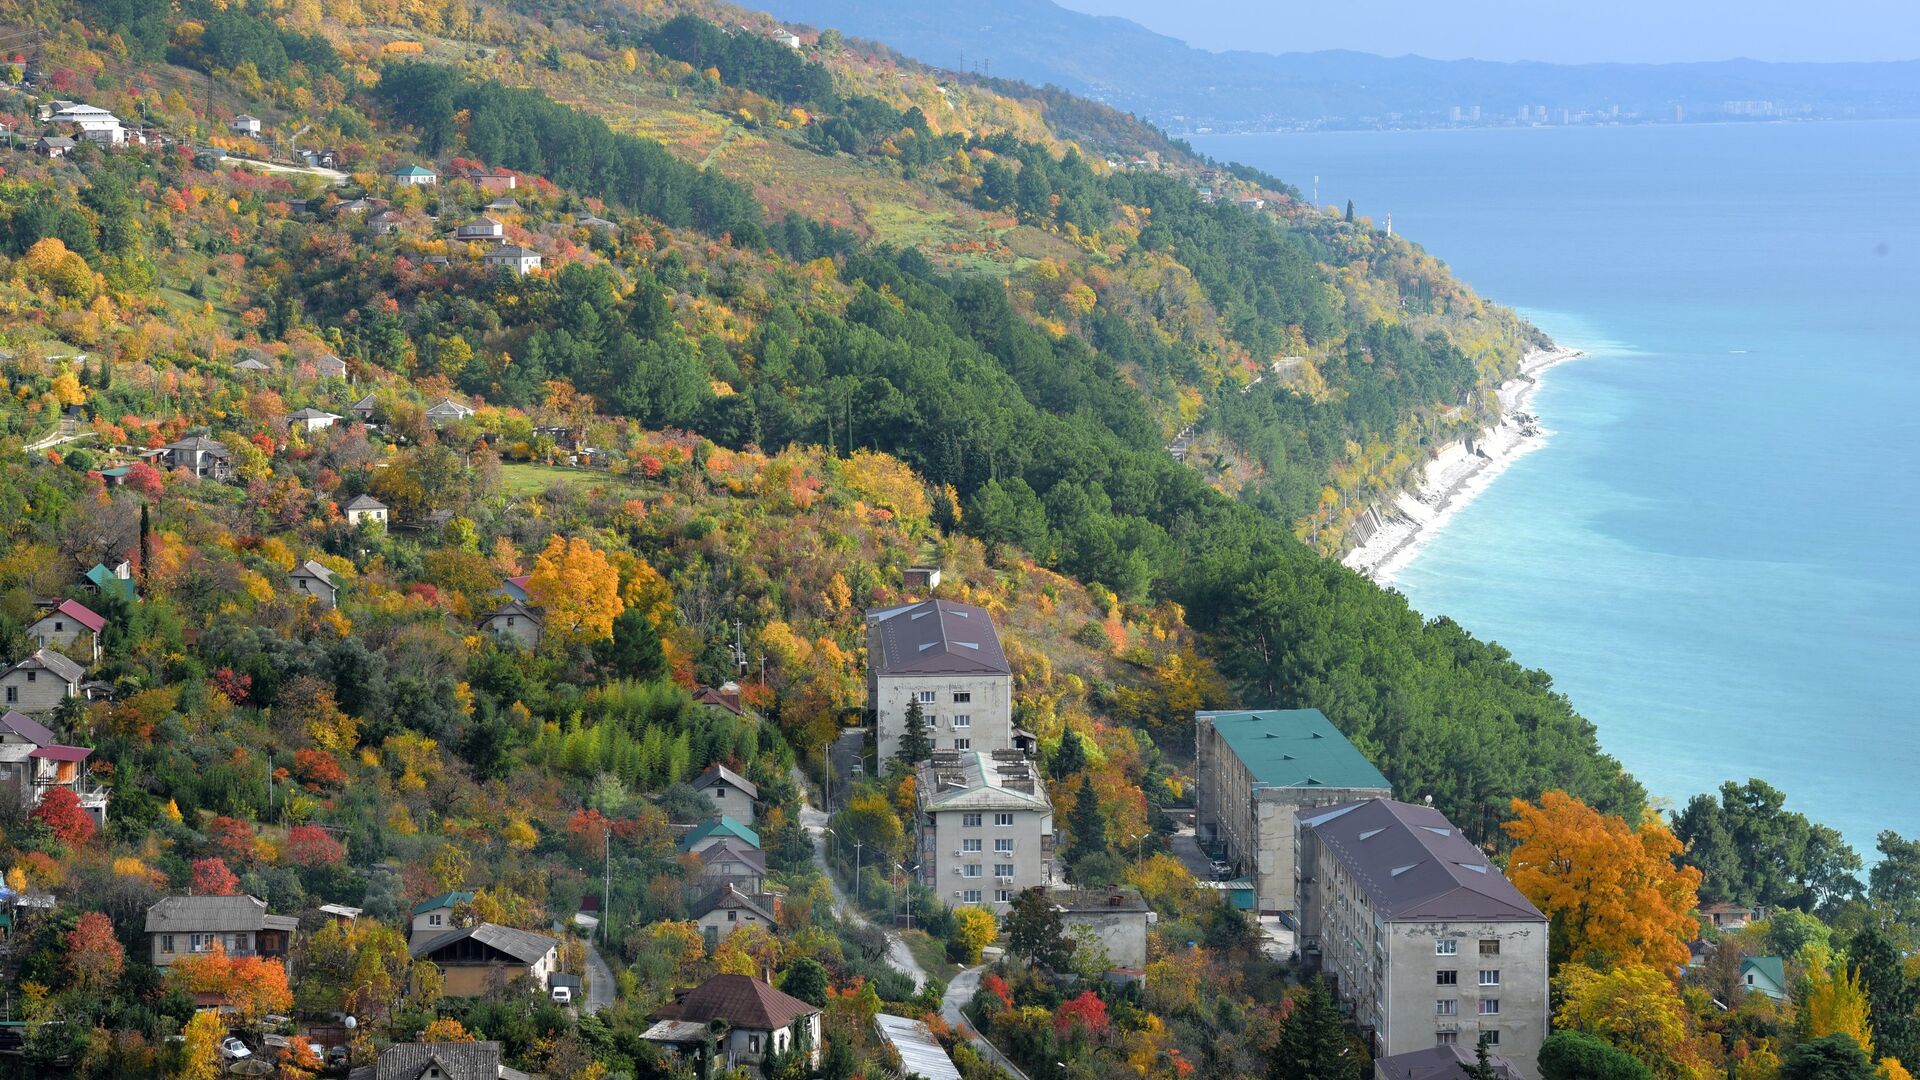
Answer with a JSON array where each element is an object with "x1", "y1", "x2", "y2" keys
[{"x1": 1192, "y1": 122, "x2": 1920, "y2": 855}]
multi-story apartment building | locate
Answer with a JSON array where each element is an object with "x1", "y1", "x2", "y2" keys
[
  {"x1": 1297, "y1": 799, "x2": 1549, "y2": 1079},
  {"x1": 916, "y1": 750, "x2": 1054, "y2": 913},
  {"x1": 868, "y1": 600, "x2": 1013, "y2": 764},
  {"x1": 1195, "y1": 709, "x2": 1392, "y2": 914}
]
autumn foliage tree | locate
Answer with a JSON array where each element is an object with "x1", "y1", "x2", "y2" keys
[
  {"x1": 1555, "y1": 964, "x2": 1710, "y2": 1080},
  {"x1": 190, "y1": 857, "x2": 240, "y2": 896},
  {"x1": 65, "y1": 911, "x2": 126, "y2": 994},
  {"x1": 168, "y1": 943, "x2": 293, "y2": 1026},
  {"x1": 284, "y1": 825, "x2": 347, "y2": 867},
  {"x1": 1504, "y1": 790, "x2": 1702, "y2": 970},
  {"x1": 527, "y1": 535, "x2": 623, "y2": 644},
  {"x1": 31, "y1": 786, "x2": 96, "y2": 845}
]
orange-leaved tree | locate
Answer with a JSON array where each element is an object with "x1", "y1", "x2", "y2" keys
[
  {"x1": 1503, "y1": 790, "x2": 1702, "y2": 971},
  {"x1": 167, "y1": 943, "x2": 293, "y2": 1027},
  {"x1": 526, "y1": 535, "x2": 623, "y2": 644},
  {"x1": 65, "y1": 911, "x2": 125, "y2": 994}
]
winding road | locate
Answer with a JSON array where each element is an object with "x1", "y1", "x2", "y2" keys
[{"x1": 790, "y1": 765, "x2": 928, "y2": 991}]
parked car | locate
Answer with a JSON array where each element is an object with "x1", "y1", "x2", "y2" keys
[
  {"x1": 1210, "y1": 860, "x2": 1234, "y2": 880},
  {"x1": 552, "y1": 985, "x2": 573, "y2": 1005},
  {"x1": 220, "y1": 1037, "x2": 252, "y2": 1060}
]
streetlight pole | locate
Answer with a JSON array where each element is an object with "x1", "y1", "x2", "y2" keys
[
  {"x1": 895, "y1": 862, "x2": 913, "y2": 930},
  {"x1": 1126, "y1": 832, "x2": 1145, "y2": 869}
]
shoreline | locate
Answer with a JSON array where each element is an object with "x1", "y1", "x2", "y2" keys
[{"x1": 1340, "y1": 345, "x2": 1583, "y2": 585}]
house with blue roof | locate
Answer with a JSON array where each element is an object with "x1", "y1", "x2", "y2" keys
[
  {"x1": 679, "y1": 816, "x2": 760, "y2": 855},
  {"x1": 1194, "y1": 708, "x2": 1391, "y2": 915},
  {"x1": 1741, "y1": 956, "x2": 1789, "y2": 1002},
  {"x1": 83, "y1": 562, "x2": 136, "y2": 603}
]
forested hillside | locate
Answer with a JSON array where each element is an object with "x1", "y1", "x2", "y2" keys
[{"x1": 6, "y1": 4, "x2": 1913, "y2": 1080}]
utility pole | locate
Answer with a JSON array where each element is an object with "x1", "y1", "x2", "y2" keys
[{"x1": 602, "y1": 833, "x2": 611, "y2": 944}]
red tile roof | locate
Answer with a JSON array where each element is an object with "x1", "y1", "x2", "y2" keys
[
  {"x1": 653, "y1": 974, "x2": 818, "y2": 1031},
  {"x1": 47, "y1": 598, "x2": 105, "y2": 633}
]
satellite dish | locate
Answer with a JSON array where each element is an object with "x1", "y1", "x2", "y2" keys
[{"x1": 343, "y1": 1016, "x2": 357, "y2": 1030}]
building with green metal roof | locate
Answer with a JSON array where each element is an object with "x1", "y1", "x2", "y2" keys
[
  {"x1": 1194, "y1": 709, "x2": 1391, "y2": 915},
  {"x1": 678, "y1": 815, "x2": 760, "y2": 854}
]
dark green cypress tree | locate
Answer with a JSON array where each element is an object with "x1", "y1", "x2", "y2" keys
[
  {"x1": 1270, "y1": 979, "x2": 1359, "y2": 1080},
  {"x1": 1344, "y1": 199, "x2": 1355, "y2": 223},
  {"x1": 1066, "y1": 773, "x2": 1108, "y2": 864},
  {"x1": 896, "y1": 698, "x2": 932, "y2": 765}
]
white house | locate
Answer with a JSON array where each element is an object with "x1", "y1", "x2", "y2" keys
[
  {"x1": 454, "y1": 216, "x2": 506, "y2": 244},
  {"x1": 691, "y1": 763, "x2": 758, "y2": 821},
  {"x1": 344, "y1": 494, "x2": 388, "y2": 528},
  {"x1": 915, "y1": 750, "x2": 1054, "y2": 912},
  {"x1": 289, "y1": 560, "x2": 339, "y2": 609},
  {"x1": 229, "y1": 114, "x2": 262, "y2": 138},
  {"x1": 27, "y1": 599, "x2": 106, "y2": 662},
  {"x1": 426, "y1": 399, "x2": 475, "y2": 427},
  {"x1": 867, "y1": 599, "x2": 1014, "y2": 763},
  {"x1": 390, "y1": 163, "x2": 437, "y2": 185},
  {"x1": 1, "y1": 650, "x2": 87, "y2": 714},
  {"x1": 483, "y1": 245, "x2": 542, "y2": 276},
  {"x1": 646, "y1": 975, "x2": 821, "y2": 1072},
  {"x1": 50, "y1": 104, "x2": 124, "y2": 145},
  {"x1": 287, "y1": 408, "x2": 342, "y2": 433}
]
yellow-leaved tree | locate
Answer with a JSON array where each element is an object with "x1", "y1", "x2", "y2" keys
[
  {"x1": 1799, "y1": 945, "x2": 1874, "y2": 1055},
  {"x1": 527, "y1": 536, "x2": 623, "y2": 644},
  {"x1": 1503, "y1": 790, "x2": 1702, "y2": 970},
  {"x1": 1556, "y1": 964, "x2": 1710, "y2": 1080},
  {"x1": 952, "y1": 906, "x2": 997, "y2": 964},
  {"x1": 175, "y1": 1008, "x2": 224, "y2": 1080}
]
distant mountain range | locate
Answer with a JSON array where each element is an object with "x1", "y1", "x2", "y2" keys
[{"x1": 760, "y1": 0, "x2": 1920, "y2": 131}]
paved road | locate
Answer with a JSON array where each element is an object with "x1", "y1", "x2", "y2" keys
[
  {"x1": 791, "y1": 764, "x2": 928, "y2": 991},
  {"x1": 582, "y1": 939, "x2": 614, "y2": 1014},
  {"x1": 942, "y1": 965, "x2": 1032, "y2": 1080}
]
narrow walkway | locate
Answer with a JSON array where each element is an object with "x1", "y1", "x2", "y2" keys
[
  {"x1": 790, "y1": 765, "x2": 928, "y2": 991},
  {"x1": 941, "y1": 965, "x2": 1032, "y2": 1080},
  {"x1": 582, "y1": 940, "x2": 614, "y2": 1014}
]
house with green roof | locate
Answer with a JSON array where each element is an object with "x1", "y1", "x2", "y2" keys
[
  {"x1": 409, "y1": 890, "x2": 475, "y2": 944},
  {"x1": 1194, "y1": 708, "x2": 1391, "y2": 915},
  {"x1": 389, "y1": 163, "x2": 437, "y2": 186},
  {"x1": 679, "y1": 816, "x2": 760, "y2": 855},
  {"x1": 1741, "y1": 955, "x2": 1789, "y2": 1002},
  {"x1": 83, "y1": 562, "x2": 136, "y2": 603}
]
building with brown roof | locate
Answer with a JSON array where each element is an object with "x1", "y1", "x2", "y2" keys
[
  {"x1": 866, "y1": 599, "x2": 1012, "y2": 764},
  {"x1": 1375, "y1": 1044, "x2": 1521, "y2": 1080},
  {"x1": 692, "y1": 763, "x2": 757, "y2": 821},
  {"x1": 915, "y1": 750, "x2": 1054, "y2": 913},
  {"x1": 646, "y1": 974, "x2": 821, "y2": 1071},
  {"x1": 353, "y1": 1039, "x2": 529, "y2": 1080},
  {"x1": 410, "y1": 923, "x2": 560, "y2": 997},
  {"x1": 1297, "y1": 799, "x2": 1548, "y2": 1078}
]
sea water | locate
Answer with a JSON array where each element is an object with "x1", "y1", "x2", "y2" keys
[{"x1": 1192, "y1": 122, "x2": 1920, "y2": 855}]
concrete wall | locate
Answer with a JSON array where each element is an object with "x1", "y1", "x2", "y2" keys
[
  {"x1": 481, "y1": 613, "x2": 540, "y2": 648},
  {"x1": 27, "y1": 617, "x2": 93, "y2": 657},
  {"x1": 701, "y1": 782, "x2": 754, "y2": 822},
  {"x1": 1060, "y1": 909, "x2": 1150, "y2": 970},
  {"x1": 697, "y1": 904, "x2": 772, "y2": 946},
  {"x1": 724, "y1": 1015, "x2": 820, "y2": 1071},
  {"x1": 0, "y1": 669, "x2": 76, "y2": 714},
  {"x1": 920, "y1": 804, "x2": 1053, "y2": 913},
  {"x1": 150, "y1": 930, "x2": 259, "y2": 967},
  {"x1": 872, "y1": 673, "x2": 1011, "y2": 763},
  {"x1": 411, "y1": 907, "x2": 455, "y2": 943},
  {"x1": 1196, "y1": 717, "x2": 1387, "y2": 913},
  {"x1": 291, "y1": 574, "x2": 337, "y2": 609}
]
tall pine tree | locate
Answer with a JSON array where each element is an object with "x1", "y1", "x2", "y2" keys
[
  {"x1": 896, "y1": 698, "x2": 932, "y2": 765},
  {"x1": 1066, "y1": 773, "x2": 1108, "y2": 864},
  {"x1": 1270, "y1": 980, "x2": 1359, "y2": 1080}
]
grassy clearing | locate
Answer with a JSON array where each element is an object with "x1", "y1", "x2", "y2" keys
[
  {"x1": 498, "y1": 462, "x2": 647, "y2": 497},
  {"x1": 900, "y1": 929, "x2": 965, "y2": 983}
]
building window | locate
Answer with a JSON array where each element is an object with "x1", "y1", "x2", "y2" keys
[
  {"x1": 963, "y1": 890, "x2": 982, "y2": 904},
  {"x1": 964, "y1": 864, "x2": 982, "y2": 878},
  {"x1": 1481, "y1": 1031, "x2": 1501, "y2": 1046},
  {"x1": 1479, "y1": 999, "x2": 1500, "y2": 1015},
  {"x1": 998, "y1": 890, "x2": 1014, "y2": 903},
  {"x1": 994, "y1": 838, "x2": 1014, "y2": 853},
  {"x1": 953, "y1": 738, "x2": 971, "y2": 751},
  {"x1": 953, "y1": 692, "x2": 971, "y2": 703},
  {"x1": 1436, "y1": 940, "x2": 1457, "y2": 955},
  {"x1": 952, "y1": 714, "x2": 971, "y2": 728},
  {"x1": 161, "y1": 935, "x2": 175, "y2": 954},
  {"x1": 916, "y1": 690, "x2": 937, "y2": 704},
  {"x1": 994, "y1": 813, "x2": 1014, "y2": 827},
  {"x1": 4, "y1": 687, "x2": 14, "y2": 703},
  {"x1": 963, "y1": 813, "x2": 982, "y2": 828},
  {"x1": 749, "y1": 1035, "x2": 761, "y2": 1054},
  {"x1": 53, "y1": 622, "x2": 63, "y2": 632},
  {"x1": 963, "y1": 839, "x2": 983, "y2": 853},
  {"x1": 1436, "y1": 970, "x2": 1458, "y2": 986},
  {"x1": 430, "y1": 914, "x2": 443, "y2": 926},
  {"x1": 1436, "y1": 1032, "x2": 1458, "y2": 1046},
  {"x1": 1479, "y1": 970, "x2": 1500, "y2": 986},
  {"x1": 727, "y1": 910, "x2": 738, "y2": 922},
  {"x1": 1436, "y1": 1000, "x2": 1457, "y2": 1016},
  {"x1": 994, "y1": 864, "x2": 1015, "y2": 878},
  {"x1": 25, "y1": 671, "x2": 34, "y2": 683},
  {"x1": 1480, "y1": 939, "x2": 1500, "y2": 956}
]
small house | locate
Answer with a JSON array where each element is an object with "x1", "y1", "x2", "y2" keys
[
  {"x1": 83, "y1": 562, "x2": 136, "y2": 602},
  {"x1": 0, "y1": 710, "x2": 109, "y2": 826},
  {"x1": 692, "y1": 684, "x2": 746, "y2": 717},
  {"x1": 411, "y1": 923, "x2": 559, "y2": 996},
  {"x1": 484, "y1": 197, "x2": 521, "y2": 214},
  {"x1": 50, "y1": 104, "x2": 123, "y2": 145},
  {"x1": 1702, "y1": 901, "x2": 1762, "y2": 931},
  {"x1": 144, "y1": 894, "x2": 298, "y2": 969},
  {"x1": 575, "y1": 214, "x2": 617, "y2": 231},
  {"x1": 350, "y1": 393, "x2": 379, "y2": 422},
  {"x1": 27, "y1": 599, "x2": 105, "y2": 662},
  {"x1": 903, "y1": 565, "x2": 943, "y2": 590},
  {"x1": 678, "y1": 816, "x2": 760, "y2": 855},
  {"x1": 369, "y1": 209, "x2": 407, "y2": 236},
  {"x1": 2, "y1": 650, "x2": 87, "y2": 714},
  {"x1": 229, "y1": 114, "x2": 262, "y2": 138},
  {"x1": 287, "y1": 408, "x2": 342, "y2": 433},
  {"x1": 161, "y1": 436, "x2": 232, "y2": 481},
  {"x1": 483, "y1": 245, "x2": 542, "y2": 276},
  {"x1": 426, "y1": 399, "x2": 475, "y2": 427},
  {"x1": 1375, "y1": 1045, "x2": 1521, "y2": 1080},
  {"x1": 1741, "y1": 956, "x2": 1790, "y2": 1002},
  {"x1": 290, "y1": 560, "x2": 339, "y2": 609},
  {"x1": 1053, "y1": 887, "x2": 1155, "y2": 971},
  {"x1": 692, "y1": 763, "x2": 758, "y2": 821},
  {"x1": 314, "y1": 353, "x2": 348, "y2": 379},
  {"x1": 37, "y1": 136, "x2": 75, "y2": 158},
  {"x1": 410, "y1": 890, "x2": 475, "y2": 944},
  {"x1": 500, "y1": 574, "x2": 531, "y2": 602},
  {"x1": 233, "y1": 354, "x2": 273, "y2": 373},
  {"x1": 770, "y1": 29, "x2": 802, "y2": 49},
  {"x1": 344, "y1": 494, "x2": 388, "y2": 528},
  {"x1": 477, "y1": 600, "x2": 542, "y2": 648},
  {"x1": 692, "y1": 885, "x2": 778, "y2": 948},
  {"x1": 318, "y1": 904, "x2": 361, "y2": 927},
  {"x1": 366, "y1": 1039, "x2": 526, "y2": 1080},
  {"x1": 454, "y1": 216, "x2": 505, "y2": 244},
  {"x1": 464, "y1": 168, "x2": 517, "y2": 193},
  {"x1": 693, "y1": 840, "x2": 766, "y2": 895},
  {"x1": 646, "y1": 974, "x2": 821, "y2": 1072},
  {"x1": 390, "y1": 163, "x2": 437, "y2": 186}
]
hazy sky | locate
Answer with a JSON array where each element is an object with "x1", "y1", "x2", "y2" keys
[{"x1": 1053, "y1": 0, "x2": 1920, "y2": 64}]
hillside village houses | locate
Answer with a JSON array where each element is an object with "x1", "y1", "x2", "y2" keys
[
  {"x1": 411, "y1": 922, "x2": 561, "y2": 996},
  {"x1": 693, "y1": 839, "x2": 767, "y2": 895},
  {"x1": 866, "y1": 598, "x2": 1015, "y2": 763},
  {"x1": 427, "y1": 398, "x2": 476, "y2": 426},
  {"x1": 144, "y1": 894, "x2": 299, "y2": 969},
  {"x1": 484, "y1": 244, "x2": 543, "y2": 276},
  {"x1": 692, "y1": 762, "x2": 758, "y2": 820},
  {"x1": 645, "y1": 974, "x2": 823, "y2": 1073},
  {"x1": 1, "y1": 709, "x2": 110, "y2": 827},
  {"x1": 160, "y1": 435, "x2": 233, "y2": 481},
  {"x1": 344, "y1": 493, "x2": 389, "y2": 527},
  {"x1": 390, "y1": 163, "x2": 438, "y2": 185},
  {"x1": 463, "y1": 167, "x2": 517, "y2": 192},
  {"x1": 290, "y1": 559, "x2": 340, "y2": 609},
  {"x1": 229, "y1": 113, "x2": 262, "y2": 138},
  {"x1": 43, "y1": 101, "x2": 124, "y2": 145},
  {"x1": 477, "y1": 599, "x2": 543, "y2": 648},
  {"x1": 314, "y1": 352, "x2": 349, "y2": 379},
  {"x1": 455, "y1": 215, "x2": 507, "y2": 244},
  {"x1": 691, "y1": 883, "x2": 777, "y2": 948},
  {"x1": 2, "y1": 649, "x2": 86, "y2": 714},
  {"x1": 1196, "y1": 708, "x2": 1393, "y2": 914},
  {"x1": 1297, "y1": 798, "x2": 1550, "y2": 1078},
  {"x1": 287, "y1": 406, "x2": 342, "y2": 433},
  {"x1": 915, "y1": 749, "x2": 1054, "y2": 912},
  {"x1": 361, "y1": 1040, "x2": 529, "y2": 1080},
  {"x1": 27, "y1": 598, "x2": 105, "y2": 661},
  {"x1": 1052, "y1": 886, "x2": 1155, "y2": 972}
]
